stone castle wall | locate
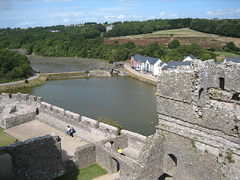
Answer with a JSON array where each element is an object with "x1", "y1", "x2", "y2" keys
[
  {"x1": 0, "y1": 92, "x2": 147, "y2": 180},
  {"x1": 0, "y1": 133, "x2": 64, "y2": 180},
  {"x1": 155, "y1": 60, "x2": 240, "y2": 180},
  {"x1": 0, "y1": 92, "x2": 145, "y2": 143}
]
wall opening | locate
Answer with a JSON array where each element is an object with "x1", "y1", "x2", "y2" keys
[
  {"x1": 36, "y1": 108, "x2": 39, "y2": 115},
  {"x1": 111, "y1": 157, "x2": 120, "y2": 173},
  {"x1": 219, "y1": 77, "x2": 225, "y2": 90},
  {"x1": 231, "y1": 126, "x2": 239, "y2": 134},
  {"x1": 198, "y1": 88, "x2": 204, "y2": 100},
  {"x1": 0, "y1": 151, "x2": 13, "y2": 180},
  {"x1": 232, "y1": 93, "x2": 240, "y2": 101},
  {"x1": 158, "y1": 173, "x2": 172, "y2": 180},
  {"x1": 168, "y1": 154, "x2": 177, "y2": 166}
]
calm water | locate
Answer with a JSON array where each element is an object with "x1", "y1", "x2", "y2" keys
[{"x1": 13, "y1": 76, "x2": 158, "y2": 136}]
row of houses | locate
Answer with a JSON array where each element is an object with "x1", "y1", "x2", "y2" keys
[
  {"x1": 130, "y1": 54, "x2": 198, "y2": 76},
  {"x1": 130, "y1": 54, "x2": 240, "y2": 76}
]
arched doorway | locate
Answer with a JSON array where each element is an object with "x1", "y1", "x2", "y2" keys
[
  {"x1": 0, "y1": 151, "x2": 13, "y2": 180},
  {"x1": 111, "y1": 157, "x2": 120, "y2": 173}
]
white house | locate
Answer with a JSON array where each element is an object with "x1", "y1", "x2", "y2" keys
[
  {"x1": 183, "y1": 54, "x2": 197, "y2": 62},
  {"x1": 131, "y1": 54, "x2": 164, "y2": 76}
]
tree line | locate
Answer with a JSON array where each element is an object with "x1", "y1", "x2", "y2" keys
[
  {"x1": 104, "y1": 18, "x2": 240, "y2": 38},
  {"x1": 0, "y1": 18, "x2": 239, "y2": 65},
  {"x1": 0, "y1": 49, "x2": 31, "y2": 83}
]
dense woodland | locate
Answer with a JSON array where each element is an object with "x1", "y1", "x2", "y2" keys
[
  {"x1": 0, "y1": 18, "x2": 239, "y2": 63},
  {"x1": 0, "y1": 49, "x2": 31, "y2": 83}
]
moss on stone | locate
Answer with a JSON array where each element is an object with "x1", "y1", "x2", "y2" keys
[
  {"x1": 191, "y1": 139, "x2": 196, "y2": 148},
  {"x1": 226, "y1": 152, "x2": 235, "y2": 163}
]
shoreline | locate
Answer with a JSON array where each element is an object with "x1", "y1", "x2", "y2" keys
[
  {"x1": 0, "y1": 70, "x2": 111, "y2": 93},
  {"x1": 124, "y1": 65, "x2": 157, "y2": 86},
  {"x1": 0, "y1": 67, "x2": 157, "y2": 93}
]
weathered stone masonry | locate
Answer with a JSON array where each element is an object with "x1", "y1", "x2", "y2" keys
[
  {"x1": 0, "y1": 92, "x2": 147, "y2": 180},
  {"x1": 154, "y1": 60, "x2": 240, "y2": 180},
  {"x1": 1, "y1": 59, "x2": 239, "y2": 180},
  {"x1": 0, "y1": 133, "x2": 64, "y2": 180}
]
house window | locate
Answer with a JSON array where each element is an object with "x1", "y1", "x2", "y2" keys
[{"x1": 219, "y1": 77, "x2": 225, "y2": 90}]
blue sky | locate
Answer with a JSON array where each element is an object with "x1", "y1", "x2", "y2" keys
[{"x1": 0, "y1": 0, "x2": 240, "y2": 28}]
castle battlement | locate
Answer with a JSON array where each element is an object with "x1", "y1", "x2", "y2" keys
[
  {"x1": 154, "y1": 59, "x2": 240, "y2": 180},
  {"x1": 0, "y1": 92, "x2": 146, "y2": 148}
]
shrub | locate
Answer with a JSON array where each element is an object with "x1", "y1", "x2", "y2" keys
[{"x1": 98, "y1": 116, "x2": 123, "y2": 135}]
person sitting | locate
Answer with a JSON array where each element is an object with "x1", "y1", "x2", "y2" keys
[
  {"x1": 66, "y1": 126, "x2": 71, "y2": 135},
  {"x1": 69, "y1": 127, "x2": 76, "y2": 137},
  {"x1": 14, "y1": 139, "x2": 20, "y2": 143},
  {"x1": 118, "y1": 147, "x2": 125, "y2": 156}
]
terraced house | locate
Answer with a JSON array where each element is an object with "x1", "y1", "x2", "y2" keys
[{"x1": 130, "y1": 54, "x2": 166, "y2": 76}]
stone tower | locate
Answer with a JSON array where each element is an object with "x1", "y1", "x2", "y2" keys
[{"x1": 154, "y1": 60, "x2": 240, "y2": 180}]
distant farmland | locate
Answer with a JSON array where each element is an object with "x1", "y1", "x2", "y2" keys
[{"x1": 104, "y1": 28, "x2": 240, "y2": 48}]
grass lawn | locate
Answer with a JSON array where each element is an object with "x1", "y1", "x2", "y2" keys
[
  {"x1": 214, "y1": 51, "x2": 240, "y2": 58},
  {"x1": 0, "y1": 127, "x2": 16, "y2": 147},
  {"x1": 55, "y1": 164, "x2": 107, "y2": 180}
]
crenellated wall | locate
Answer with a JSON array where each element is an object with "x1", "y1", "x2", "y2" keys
[
  {"x1": 154, "y1": 60, "x2": 240, "y2": 180},
  {"x1": 38, "y1": 101, "x2": 119, "y2": 141},
  {"x1": 0, "y1": 92, "x2": 146, "y2": 155}
]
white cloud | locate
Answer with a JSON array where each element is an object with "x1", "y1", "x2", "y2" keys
[
  {"x1": 160, "y1": 12, "x2": 165, "y2": 16},
  {"x1": 63, "y1": 18, "x2": 70, "y2": 22},
  {"x1": 117, "y1": 14, "x2": 125, "y2": 19},
  {"x1": 99, "y1": 7, "x2": 129, "y2": 12},
  {"x1": 205, "y1": 8, "x2": 240, "y2": 18},
  {"x1": 104, "y1": 16, "x2": 115, "y2": 20},
  {"x1": 49, "y1": 11, "x2": 84, "y2": 18},
  {"x1": 156, "y1": 12, "x2": 178, "y2": 19},
  {"x1": 19, "y1": 21, "x2": 36, "y2": 26},
  {"x1": 84, "y1": 17, "x2": 97, "y2": 22}
]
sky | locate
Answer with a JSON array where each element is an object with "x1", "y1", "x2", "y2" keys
[{"x1": 0, "y1": 0, "x2": 240, "y2": 28}]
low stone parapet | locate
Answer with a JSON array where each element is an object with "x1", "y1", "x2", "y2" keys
[
  {"x1": 0, "y1": 93, "x2": 42, "y2": 108},
  {"x1": 0, "y1": 133, "x2": 64, "y2": 180},
  {"x1": 120, "y1": 130, "x2": 147, "y2": 159},
  {"x1": 74, "y1": 143, "x2": 96, "y2": 169},
  {"x1": 0, "y1": 104, "x2": 36, "y2": 129},
  {"x1": 99, "y1": 122, "x2": 118, "y2": 137}
]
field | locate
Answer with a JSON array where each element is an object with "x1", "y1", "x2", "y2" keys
[{"x1": 104, "y1": 28, "x2": 240, "y2": 48}]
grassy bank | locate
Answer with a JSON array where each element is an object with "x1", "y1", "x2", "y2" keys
[
  {"x1": 55, "y1": 164, "x2": 107, "y2": 180},
  {"x1": 0, "y1": 74, "x2": 48, "y2": 93},
  {"x1": 0, "y1": 70, "x2": 111, "y2": 93},
  {"x1": 47, "y1": 71, "x2": 88, "y2": 80}
]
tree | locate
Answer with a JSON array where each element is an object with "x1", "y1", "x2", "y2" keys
[
  {"x1": 224, "y1": 42, "x2": 239, "y2": 52},
  {"x1": 122, "y1": 41, "x2": 135, "y2": 49},
  {"x1": 144, "y1": 42, "x2": 159, "y2": 57},
  {"x1": 168, "y1": 39, "x2": 180, "y2": 49}
]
